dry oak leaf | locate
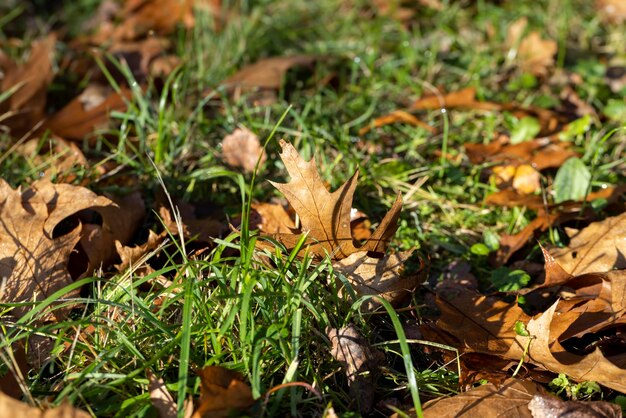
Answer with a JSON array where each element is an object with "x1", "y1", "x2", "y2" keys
[
  {"x1": 222, "y1": 127, "x2": 266, "y2": 173},
  {"x1": 549, "y1": 211, "x2": 626, "y2": 275},
  {"x1": 417, "y1": 378, "x2": 539, "y2": 418},
  {"x1": 0, "y1": 179, "x2": 114, "y2": 322},
  {"x1": 333, "y1": 250, "x2": 424, "y2": 308},
  {"x1": 327, "y1": 324, "x2": 384, "y2": 414},
  {"x1": 505, "y1": 301, "x2": 626, "y2": 393},
  {"x1": 0, "y1": 390, "x2": 89, "y2": 418},
  {"x1": 268, "y1": 139, "x2": 402, "y2": 260},
  {"x1": 193, "y1": 366, "x2": 255, "y2": 418}
]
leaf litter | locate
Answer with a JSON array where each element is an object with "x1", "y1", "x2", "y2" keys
[{"x1": 1, "y1": 0, "x2": 626, "y2": 416}]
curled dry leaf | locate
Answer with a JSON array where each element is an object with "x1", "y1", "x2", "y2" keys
[
  {"x1": 549, "y1": 211, "x2": 626, "y2": 275},
  {"x1": 78, "y1": 191, "x2": 145, "y2": 274},
  {"x1": 193, "y1": 366, "x2": 254, "y2": 418},
  {"x1": 327, "y1": 324, "x2": 384, "y2": 414},
  {"x1": 333, "y1": 250, "x2": 425, "y2": 309},
  {"x1": 435, "y1": 287, "x2": 626, "y2": 392},
  {"x1": 0, "y1": 35, "x2": 55, "y2": 137},
  {"x1": 0, "y1": 180, "x2": 114, "y2": 323},
  {"x1": 506, "y1": 302, "x2": 626, "y2": 393},
  {"x1": 115, "y1": 230, "x2": 164, "y2": 273},
  {"x1": 417, "y1": 378, "x2": 539, "y2": 418},
  {"x1": 46, "y1": 85, "x2": 131, "y2": 142},
  {"x1": 222, "y1": 127, "x2": 266, "y2": 173},
  {"x1": 266, "y1": 140, "x2": 402, "y2": 260},
  {"x1": 0, "y1": 390, "x2": 90, "y2": 418}
]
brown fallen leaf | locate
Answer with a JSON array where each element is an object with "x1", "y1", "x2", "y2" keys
[
  {"x1": 147, "y1": 369, "x2": 177, "y2": 418},
  {"x1": 596, "y1": 0, "x2": 626, "y2": 24},
  {"x1": 491, "y1": 164, "x2": 541, "y2": 195},
  {"x1": 506, "y1": 302, "x2": 626, "y2": 393},
  {"x1": 0, "y1": 180, "x2": 114, "y2": 323},
  {"x1": 549, "y1": 211, "x2": 626, "y2": 275},
  {"x1": 46, "y1": 85, "x2": 131, "y2": 141},
  {"x1": 358, "y1": 110, "x2": 436, "y2": 135},
  {"x1": 333, "y1": 250, "x2": 424, "y2": 309},
  {"x1": 221, "y1": 127, "x2": 266, "y2": 173},
  {"x1": 528, "y1": 393, "x2": 622, "y2": 418},
  {"x1": 115, "y1": 230, "x2": 165, "y2": 273},
  {"x1": 506, "y1": 18, "x2": 557, "y2": 77},
  {"x1": 0, "y1": 35, "x2": 56, "y2": 137},
  {"x1": 436, "y1": 291, "x2": 531, "y2": 356},
  {"x1": 0, "y1": 390, "x2": 90, "y2": 418},
  {"x1": 266, "y1": 139, "x2": 402, "y2": 260},
  {"x1": 193, "y1": 366, "x2": 255, "y2": 418},
  {"x1": 417, "y1": 378, "x2": 539, "y2": 418},
  {"x1": 490, "y1": 186, "x2": 626, "y2": 264},
  {"x1": 327, "y1": 324, "x2": 384, "y2": 414},
  {"x1": 411, "y1": 87, "x2": 500, "y2": 111},
  {"x1": 250, "y1": 202, "x2": 295, "y2": 234},
  {"x1": 222, "y1": 56, "x2": 317, "y2": 104},
  {"x1": 78, "y1": 191, "x2": 145, "y2": 274},
  {"x1": 465, "y1": 136, "x2": 577, "y2": 171},
  {"x1": 16, "y1": 136, "x2": 88, "y2": 183}
]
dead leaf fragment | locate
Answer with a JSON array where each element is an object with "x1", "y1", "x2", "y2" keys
[
  {"x1": 327, "y1": 324, "x2": 384, "y2": 413},
  {"x1": 222, "y1": 56, "x2": 317, "y2": 104},
  {"x1": 506, "y1": 302, "x2": 626, "y2": 393},
  {"x1": 492, "y1": 164, "x2": 541, "y2": 195},
  {"x1": 596, "y1": 0, "x2": 626, "y2": 24},
  {"x1": 222, "y1": 127, "x2": 266, "y2": 173},
  {"x1": 267, "y1": 140, "x2": 402, "y2": 259},
  {"x1": 528, "y1": 393, "x2": 622, "y2": 418},
  {"x1": 16, "y1": 137, "x2": 88, "y2": 182},
  {"x1": 0, "y1": 390, "x2": 90, "y2": 418},
  {"x1": 250, "y1": 202, "x2": 295, "y2": 234},
  {"x1": 506, "y1": 18, "x2": 557, "y2": 76},
  {"x1": 333, "y1": 250, "x2": 424, "y2": 308},
  {"x1": 193, "y1": 366, "x2": 254, "y2": 418},
  {"x1": 46, "y1": 85, "x2": 131, "y2": 142},
  {"x1": 436, "y1": 291, "x2": 531, "y2": 355},
  {"x1": 358, "y1": 110, "x2": 436, "y2": 135},
  {"x1": 549, "y1": 211, "x2": 626, "y2": 275},
  {"x1": 78, "y1": 191, "x2": 145, "y2": 274},
  {"x1": 419, "y1": 378, "x2": 539, "y2": 418},
  {"x1": 147, "y1": 369, "x2": 177, "y2": 418}
]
